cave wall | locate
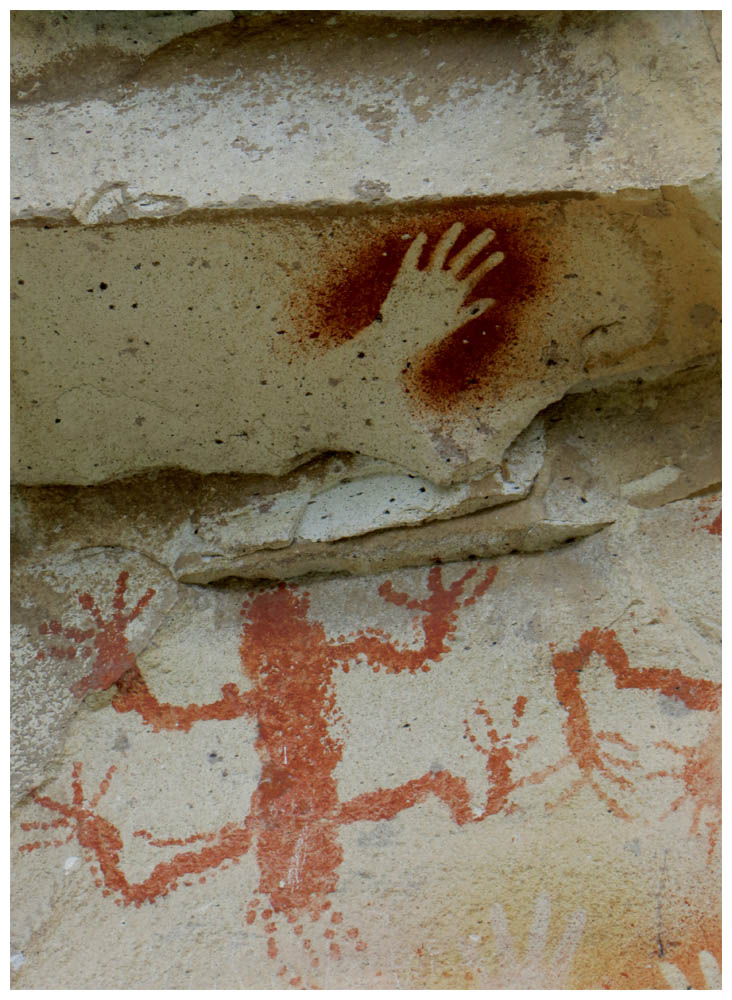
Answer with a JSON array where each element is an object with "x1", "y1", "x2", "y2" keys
[{"x1": 10, "y1": 11, "x2": 721, "y2": 988}]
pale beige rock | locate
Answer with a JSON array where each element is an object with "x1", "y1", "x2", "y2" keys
[
  {"x1": 11, "y1": 421, "x2": 543, "y2": 574},
  {"x1": 11, "y1": 362, "x2": 719, "y2": 584},
  {"x1": 10, "y1": 497, "x2": 721, "y2": 988},
  {"x1": 11, "y1": 190, "x2": 720, "y2": 486},
  {"x1": 9, "y1": 366, "x2": 719, "y2": 816},
  {"x1": 11, "y1": 12, "x2": 721, "y2": 217},
  {"x1": 10, "y1": 549, "x2": 179, "y2": 807},
  {"x1": 9, "y1": 11, "x2": 721, "y2": 990}
]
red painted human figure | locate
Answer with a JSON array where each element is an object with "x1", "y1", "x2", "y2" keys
[{"x1": 23, "y1": 564, "x2": 535, "y2": 980}]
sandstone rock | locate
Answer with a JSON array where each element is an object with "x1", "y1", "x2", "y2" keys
[
  {"x1": 9, "y1": 10, "x2": 720, "y2": 990},
  {"x1": 10, "y1": 497, "x2": 721, "y2": 987},
  {"x1": 12, "y1": 361, "x2": 718, "y2": 584},
  {"x1": 11, "y1": 189, "x2": 720, "y2": 486},
  {"x1": 12, "y1": 420, "x2": 544, "y2": 574},
  {"x1": 11, "y1": 11, "x2": 721, "y2": 487},
  {"x1": 11, "y1": 11, "x2": 720, "y2": 216},
  {"x1": 10, "y1": 549, "x2": 179, "y2": 807}
]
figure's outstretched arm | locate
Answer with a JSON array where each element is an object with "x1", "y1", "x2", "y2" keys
[
  {"x1": 547, "y1": 627, "x2": 721, "y2": 821},
  {"x1": 334, "y1": 564, "x2": 497, "y2": 674},
  {"x1": 337, "y1": 770, "x2": 474, "y2": 827},
  {"x1": 112, "y1": 665, "x2": 257, "y2": 733},
  {"x1": 35, "y1": 570, "x2": 258, "y2": 732},
  {"x1": 578, "y1": 627, "x2": 720, "y2": 712}
]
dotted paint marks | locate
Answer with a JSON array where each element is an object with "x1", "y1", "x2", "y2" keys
[
  {"x1": 646, "y1": 712, "x2": 721, "y2": 857},
  {"x1": 20, "y1": 564, "x2": 719, "y2": 985},
  {"x1": 36, "y1": 571, "x2": 155, "y2": 698},
  {"x1": 21, "y1": 564, "x2": 501, "y2": 981},
  {"x1": 548, "y1": 628, "x2": 721, "y2": 820},
  {"x1": 693, "y1": 495, "x2": 722, "y2": 537}
]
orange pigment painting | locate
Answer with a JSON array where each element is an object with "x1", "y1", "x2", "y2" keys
[
  {"x1": 21, "y1": 563, "x2": 721, "y2": 986},
  {"x1": 24, "y1": 564, "x2": 553, "y2": 984},
  {"x1": 692, "y1": 494, "x2": 721, "y2": 537},
  {"x1": 549, "y1": 627, "x2": 721, "y2": 852}
]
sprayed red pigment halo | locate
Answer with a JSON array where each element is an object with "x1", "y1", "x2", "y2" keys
[{"x1": 290, "y1": 199, "x2": 553, "y2": 411}]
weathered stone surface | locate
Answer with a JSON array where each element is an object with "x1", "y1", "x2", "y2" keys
[
  {"x1": 10, "y1": 549, "x2": 179, "y2": 808},
  {"x1": 11, "y1": 189, "x2": 720, "y2": 486},
  {"x1": 10, "y1": 496, "x2": 721, "y2": 987},
  {"x1": 11, "y1": 11, "x2": 720, "y2": 217},
  {"x1": 12, "y1": 361, "x2": 719, "y2": 584},
  {"x1": 10, "y1": 10, "x2": 721, "y2": 991},
  {"x1": 11, "y1": 420, "x2": 543, "y2": 574}
]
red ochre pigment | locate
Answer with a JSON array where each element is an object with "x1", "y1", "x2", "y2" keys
[
  {"x1": 549, "y1": 627, "x2": 721, "y2": 831},
  {"x1": 27, "y1": 565, "x2": 519, "y2": 981},
  {"x1": 24, "y1": 570, "x2": 721, "y2": 980},
  {"x1": 292, "y1": 199, "x2": 553, "y2": 411},
  {"x1": 693, "y1": 496, "x2": 722, "y2": 537}
]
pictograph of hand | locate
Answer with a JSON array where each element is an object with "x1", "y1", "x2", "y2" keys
[
  {"x1": 346, "y1": 222, "x2": 504, "y2": 372},
  {"x1": 387, "y1": 221, "x2": 503, "y2": 322},
  {"x1": 658, "y1": 950, "x2": 721, "y2": 989},
  {"x1": 463, "y1": 893, "x2": 586, "y2": 989}
]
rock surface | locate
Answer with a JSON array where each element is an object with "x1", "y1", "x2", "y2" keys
[
  {"x1": 10, "y1": 499, "x2": 721, "y2": 988},
  {"x1": 11, "y1": 189, "x2": 721, "y2": 485},
  {"x1": 11, "y1": 11, "x2": 721, "y2": 216},
  {"x1": 11, "y1": 9, "x2": 720, "y2": 991},
  {"x1": 12, "y1": 361, "x2": 719, "y2": 584}
]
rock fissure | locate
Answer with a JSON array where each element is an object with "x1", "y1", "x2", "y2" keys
[{"x1": 11, "y1": 10, "x2": 720, "y2": 991}]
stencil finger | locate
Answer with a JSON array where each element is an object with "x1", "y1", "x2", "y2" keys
[
  {"x1": 463, "y1": 250, "x2": 505, "y2": 288},
  {"x1": 449, "y1": 227, "x2": 496, "y2": 276},
  {"x1": 397, "y1": 231, "x2": 428, "y2": 274},
  {"x1": 431, "y1": 222, "x2": 464, "y2": 270}
]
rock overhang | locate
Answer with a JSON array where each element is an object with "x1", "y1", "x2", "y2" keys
[
  {"x1": 10, "y1": 10, "x2": 722, "y2": 990},
  {"x1": 11, "y1": 10, "x2": 720, "y2": 219}
]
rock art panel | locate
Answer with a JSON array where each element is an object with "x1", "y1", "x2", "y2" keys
[
  {"x1": 12, "y1": 190, "x2": 719, "y2": 485},
  {"x1": 10, "y1": 549, "x2": 178, "y2": 807},
  {"x1": 12, "y1": 511, "x2": 721, "y2": 986},
  {"x1": 548, "y1": 627, "x2": 720, "y2": 843}
]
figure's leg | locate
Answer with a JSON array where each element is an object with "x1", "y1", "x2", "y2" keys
[{"x1": 17, "y1": 761, "x2": 255, "y2": 905}]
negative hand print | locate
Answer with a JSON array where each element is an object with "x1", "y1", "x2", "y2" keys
[
  {"x1": 659, "y1": 950, "x2": 721, "y2": 990},
  {"x1": 463, "y1": 893, "x2": 586, "y2": 989},
  {"x1": 375, "y1": 222, "x2": 504, "y2": 361}
]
